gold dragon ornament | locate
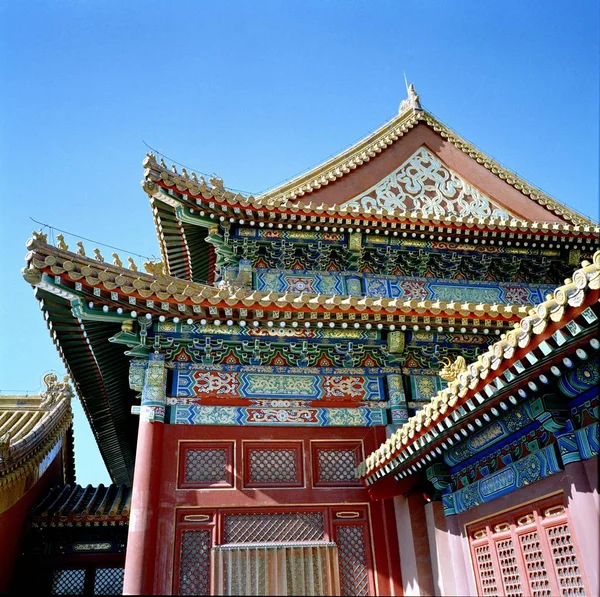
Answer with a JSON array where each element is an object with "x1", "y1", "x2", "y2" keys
[{"x1": 439, "y1": 355, "x2": 468, "y2": 382}]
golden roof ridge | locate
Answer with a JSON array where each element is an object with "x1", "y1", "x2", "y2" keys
[
  {"x1": 142, "y1": 90, "x2": 598, "y2": 227},
  {"x1": 144, "y1": 160, "x2": 599, "y2": 235},
  {"x1": 0, "y1": 374, "x2": 73, "y2": 478}
]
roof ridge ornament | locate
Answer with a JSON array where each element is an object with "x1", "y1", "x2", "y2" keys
[
  {"x1": 40, "y1": 372, "x2": 74, "y2": 407},
  {"x1": 398, "y1": 83, "x2": 421, "y2": 114}
]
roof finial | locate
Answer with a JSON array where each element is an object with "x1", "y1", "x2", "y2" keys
[{"x1": 399, "y1": 81, "x2": 421, "y2": 114}]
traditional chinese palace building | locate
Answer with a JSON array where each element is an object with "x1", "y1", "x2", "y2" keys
[{"x1": 5, "y1": 87, "x2": 598, "y2": 595}]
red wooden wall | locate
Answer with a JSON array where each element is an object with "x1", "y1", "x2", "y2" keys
[{"x1": 149, "y1": 425, "x2": 402, "y2": 596}]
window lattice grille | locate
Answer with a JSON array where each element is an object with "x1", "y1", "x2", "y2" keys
[
  {"x1": 474, "y1": 544, "x2": 499, "y2": 595},
  {"x1": 495, "y1": 538, "x2": 523, "y2": 596},
  {"x1": 179, "y1": 529, "x2": 211, "y2": 596},
  {"x1": 185, "y1": 448, "x2": 228, "y2": 484},
  {"x1": 317, "y1": 449, "x2": 358, "y2": 482},
  {"x1": 93, "y1": 568, "x2": 124, "y2": 595},
  {"x1": 223, "y1": 512, "x2": 325, "y2": 543},
  {"x1": 546, "y1": 524, "x2": 585, "y2": 596},
  {"x1": 336, "y1": 526, "x2": 370, "y2": 597},
  {"x1": 520, "y1": 530, "x2": 552, "y2": 597},
  {"x1": 51, "y1": 569, "x2": 86, "y2": 595},
  {"x1": 248, "y1": 449, "x2": 297, "y2": 483}
]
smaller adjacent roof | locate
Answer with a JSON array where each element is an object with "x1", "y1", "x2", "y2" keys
[
  {"x1": 0, "y1": 374, "x2": 74, "y2": 512},
  {"x1": 358, "y1": 249, "x2": 600, "y2": 484},
  {"x1": 31, "y1": 483, "x2": 131, "y2": 526}
]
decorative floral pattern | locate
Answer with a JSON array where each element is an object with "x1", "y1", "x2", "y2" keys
[
  {"x1": 175, "y1": 371, "x2": 385, "y2": 402},
  {"x1": 172, "y1": 405, "x2": 387, "y2": 426},
  {"x1": 343, "y1": 146, "x2": 511, "y2": 219}
]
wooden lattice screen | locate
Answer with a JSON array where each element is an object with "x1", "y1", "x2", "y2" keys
[{"x1": 468, "y1": 497, "x2": 587, "y2": 597}]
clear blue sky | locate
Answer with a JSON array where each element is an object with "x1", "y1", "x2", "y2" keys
[{"x1": 1, "y1": 1, "x2": 598, "y2": 485}]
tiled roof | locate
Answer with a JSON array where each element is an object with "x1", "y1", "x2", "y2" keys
[
  {"x1": 358, "y1": 250, "x2": 600, "y2": 483},
  {"x1": 0, "y1": 374, "x2": 73, "y2": 485},
  {"x1": 142, "y1": 100, "x2": 597, "y2": 228},
  {"x1": 144, "y1": 157, "x2": 600, "y2": 233},
  {"x1": 24, "y1": 235, "x2": 558, "y2": 326},
  {"x1": 31, "y1": 483, "x2": 131, "y2": 526}
]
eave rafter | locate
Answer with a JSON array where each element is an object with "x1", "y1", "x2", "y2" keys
[{"x1": 24, "y1": 273, "x2": 137, "y2": 485}]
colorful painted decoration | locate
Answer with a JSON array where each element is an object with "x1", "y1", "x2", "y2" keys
[{"x1": 343, "y1": 146, "x2": 511, "y2": 219}]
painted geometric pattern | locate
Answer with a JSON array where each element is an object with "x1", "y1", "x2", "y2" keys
[
  {"x1": 575, "y1": 422, "x2": 599, "y2": 460},
  {"x1": 444, "y1": 403, "x2": 535, "y2": 466},
  {"x1": 237, "y1": 228, "x2": 345, "y2": 243},
  {"x1": 452, "y1": 427, "x2": 555, "y2": 491},
  {"x1": 409, "y1": 374, "x2": 446, "y2": 403},
  {"x1": 365, "y1": 276, "x2": 554, "y2": 305},
  {"x1": 159, "y1": 320, "x2": 378, "y2": 341},
  {"x1": 343, "y1": 146, "x2": 511, "y2": 219},
  {"x1": 447, "y1": 445, "x2": 562, "y2": 515},
  {"x1": 171, "y1": 405, "x2": 387, "y2": 427},
  {"x1": 223, "y1": 512, "x2": 325, "y2": 543},
  {"x1": 336, "y1": 525, "x2": 370, "y2": 597},
  {"x1": 557, "y1": 359, "x2": 600, "y2": 398},
  {"x1": 254, "y1": 270, "x2": 345, "y2": 295},
  {"x1": 165, "y1": 342, "x2": 388, "y2": 369},
  {"x1": 128, "y1": 359, "x2": 147, "y2": 392},
  {"x1": 248, "y1": 449, "x2": 297, "y2": 483},
  {"x1": 174, "y1": 371, "x2": 385, "y2": 402},
  {"x1": 253, "y1": 269, "x2": 554, "y2": 305},
  {"x1": 408, "y1": 330, "x2": 493, "y2": 347}
]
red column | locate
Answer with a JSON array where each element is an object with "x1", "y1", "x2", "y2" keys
[
  {"x1": 122, "y1": 417, "x2": 164, "y2": 595},
  {"x1": 393, "y1": 491, "x2": 435, "y2": 595}
]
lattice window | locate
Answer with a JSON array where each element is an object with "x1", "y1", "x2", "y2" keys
[
  {"x1": 186, "y1": 448, "x2": 228, "y2": 484},
  {"x1": 495, "y1": 538, "x2": 523, "y2": 596},
  {"x1": 546, "y1": 523, "x2": 585, "y2": 596},
  {"x1": 336, "y1": 525, "x2": 370, "y2": 597},
  {"x1": 244, "y1": 443, "x2": 303, "y2": 487},
  {"x1": 249, "y1": 449, "x2": 296, "y2": 483},
  {"x1": 317, "y1": 449, "x2": 359, "y2": 484},
  {"x1": 179, "y1": 529, "x2": 211, "y2": 596},
  {"x1": 469, "y1": 498, "x2": 589, "y2": 597},
  {"x1": 51, "y1": 569, "x2": 86, "y2": 595},
  {"x1": 473, "y1": 544, "x2": 499, "y2": 596},
  {"x1": 93, "y1": 568, "x2": 124, "y2": 595},
  {"x1": 223, "y1": 512, "x2": 324, "y2": 543},
  {"x1": 520, "y1": 530, "x2": 553, "y2": 596},
  {"x1": 179, "y1": 442, "x2": 233, "y2": 488}
]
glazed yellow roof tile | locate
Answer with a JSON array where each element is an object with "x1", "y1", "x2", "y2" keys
[
  {"x1": 0, "y1": 374, "x2": 73, "y2": 486},
  {"x1": 358, "y1": 249, "x2": 600, "y2": 481}
]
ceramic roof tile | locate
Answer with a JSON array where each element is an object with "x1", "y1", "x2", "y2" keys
[{"x1": 31, "y1": 483, "x2": 131, "y2": 524}]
